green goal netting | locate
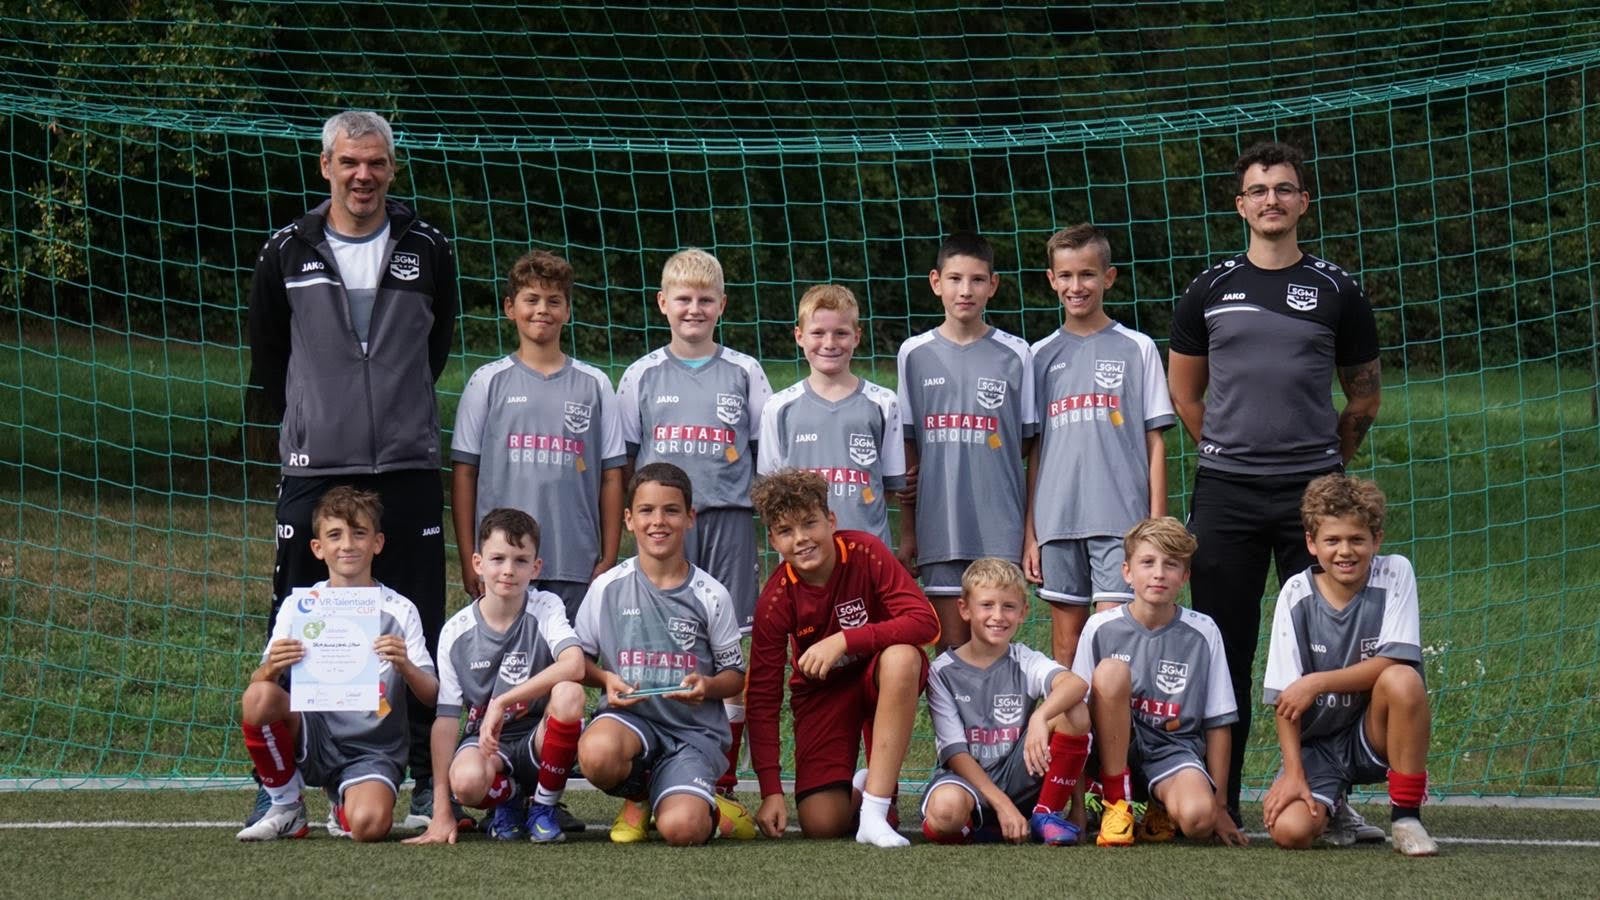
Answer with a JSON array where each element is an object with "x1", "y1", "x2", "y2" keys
[{"x1": 3, "y1": 2, "x2": 1598, "y2": 797}]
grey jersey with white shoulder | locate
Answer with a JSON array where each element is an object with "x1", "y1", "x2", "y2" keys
[
  {"x1": 1072, "y1": 605, "x2": 1237, "y2": 761},
  {"x1": 896, "y1": 327, "x2": 1037, "y2": 564},
  {"x1": 928, "y1": 643, "x2": 1066, "y2": 773},
  {"x1": 1263, "y1": 554, "x2": 1423, "y2": 742},
  {"x1": 574, "y1": 558, "x2": 746, "y2": 753},
  {"x1": 451, "y1": 355, "x2": 627, "y2": 582},
  {"x1": 616, "y1": 346, "x2": 773, "y2": 511},
  {"x1": 435, "y1": 589, "x2": 581, "y2": 735},
  {"x1": 757, "y1": 379, "x2": 907, "y2": 544},
  {"x1": 1029, "y1": 323, "x2": 1175, "y2": 541},
  {"x1": 264, "y1": 581, "x2": 435, "y2": 771}
]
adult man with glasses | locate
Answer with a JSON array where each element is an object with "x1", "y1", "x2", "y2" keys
[{"x1": 1166, "y1": 141, "x2": 1383, "y2": 838}]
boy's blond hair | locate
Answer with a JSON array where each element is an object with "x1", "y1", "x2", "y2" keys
[
  {"x1": 1300, "y1": 473, "x2": 1386, "y2": 536},
  {"x1": 796, "y1": 283, "x2": 861, "y2": 330},
  {"x1": 505, "y1": 249, "x2": 574, "y2": 299},
  {"x1": 312, "y1": 485, "x2": 383, "y2": 538},
  {"x1": 1122, "y1": 516, "x2": 1197, "y2": 569},
  {"x1": 961, "y1": 557, "x2": 1027, "y2": 598},
  {"x1": 1045, "y1": 223, "x2": 1113, "y2": 270},
  {"x1": 660, "y1": 247, "x2": 724, "y2": 294},
  {"x1": 750, "y1": 468, "x2": 830, "y2": 528}
]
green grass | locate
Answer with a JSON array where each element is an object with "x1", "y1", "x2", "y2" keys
[
  {"x1": 2, "y1": 324, "x2": 1599, "y2": 795},
  {"x1": 1, "y1": 789, "x2": 1597, "y2": 899}
]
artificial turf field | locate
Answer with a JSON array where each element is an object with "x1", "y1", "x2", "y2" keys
[{"x1": 2, "y1": 788, "x2": 1596, "y2": 899}]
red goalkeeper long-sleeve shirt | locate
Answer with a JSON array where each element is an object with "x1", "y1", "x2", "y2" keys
[{"x1": 747, "y1": 529, "x2": 939, "y2": 797}]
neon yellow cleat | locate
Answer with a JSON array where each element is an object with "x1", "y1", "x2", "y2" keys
[
  {"x1": 1097, "y1": 799, "x2": 1135, "y2": 847},
  {"x1": 714, "y1": 793, "x2": 757, "y2": 840},
  {"x1": 609, "y1": 799, "x2": 651, "y2": 844}
]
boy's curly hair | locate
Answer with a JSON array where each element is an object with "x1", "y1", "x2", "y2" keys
[
  {"x1": 750, "y1": 468, "x2": 830, "y2": 528},
  {"x1": 1300, "y1": 473, "x2": 1386, "y2": 536}
]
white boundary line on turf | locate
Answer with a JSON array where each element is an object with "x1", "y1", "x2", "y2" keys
[
  {"x1": 3, "y1": 820, "x2": 1599, "y2": 847},
  {"x1": 4, "y1": 777, "x2": 1599, "y2": 810}
]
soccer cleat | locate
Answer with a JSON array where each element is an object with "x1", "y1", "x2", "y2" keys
[
  {"x1": 236, "y1": 800, "x2": 309, "y2": 842},
  {"x1": 1324, "y1": 798, "x2": 1386, "y2": 847},
  {"x1": 1390, "y1": 817, "x2": 1438, "y2": 857},
  {"x1": 714, "y1": 793, "x2": 757, "y2": 840},
  {"x1": 1135, "y1": 800, "x2": 1177, "y2": 843},
  {"x1": 1096, "y1": 799, "x2": 1135, "y2": 847},
  {"x1": 609, "y1": 800, "x2": 651, "y2": 843},
  {"x1": 553, "y1": 801, "x2": 586, "y2": 833},
  {"x1": 244, "y1": 785, "x2": 273, "y2": 827},
  {"x1": 402, "y1": 777, "x2": 434, "y2": 830},
  {"x1": 525, "y1": 803, "x2": 567, "y2": 844},
  {"x1": 486, "y1": 799, "x2": 529, "y2": 841},
  {"x1": 1029, "y1": 810, "x2": 1081, "y2": 846},
  {"x1": 322, "y1": 788, "x2": 351, "y2": 838},
  {"x1": 452, "y1": 800, "x2": 478, "y2": 833}
]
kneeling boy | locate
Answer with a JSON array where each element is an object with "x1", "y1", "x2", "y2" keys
[
  {"x1": 574, "y1": 463, "x2": 750, "y2": 846},
  {"x1": 1072, "y1": 517, "x2": 1246, "y2": 847},
  {"x1": 1262, "y1": 474, "x2": 1436, "y2": 856},
  {"x1": 407, "y1": 508, "x2": 586, "y2": 845},
  {"x1": 746, "y1": 469, "x2": 939, "y2": 848},
  {"x1": 921, "y1": 559, "x2": 1093, "y2": 845},
  {"x1": 237, "y1": 487, "x2": 438, "y2": 842}
]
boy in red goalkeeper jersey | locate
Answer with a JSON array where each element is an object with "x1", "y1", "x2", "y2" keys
[{"x1": 746, "y1": 469, "x2": 939, "y2": 848}]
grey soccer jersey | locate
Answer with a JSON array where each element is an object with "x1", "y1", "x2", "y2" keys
[
  {"x1": 1072, "y1": 605, "x2": 1237, "y2": 759},
  {"x1": 928, "y1": 643, "x2": 1066, "y2": 771},
  {"x1": 435, "y1": 588, "x2": 581, "y2": 735},
  {"x1": 1029, "y1": 323, "x2": 1176, "y2": 541},
  {"x1": 263, "y1": 581, "x2": 434, "y2": 772},
  {"x1": 756, "y1": 379, "x2": 907, "y2": 543},
  {"x1": 896, "y1": 327, "x2": 1037, "y2": 564},
  {"x1": 1169, "y1": 253, "x2": 1379, "y2": 475},
  {"x1": 574, "y1": 558, "x2": 746, "y2": 752},
  {"x1": 616, "y1": 346, "x2": 773, "y2": 511},
  {"x1": 451, "y1": 355, "x2": 627, "y2": 582},
  {"x1": 1263, "y1": 554, "x2": 1423, "y2": 741}
]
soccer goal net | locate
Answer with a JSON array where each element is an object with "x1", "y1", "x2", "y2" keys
[{"x1": 2, "y1": 3, "x2": 1597, "y2": 798}]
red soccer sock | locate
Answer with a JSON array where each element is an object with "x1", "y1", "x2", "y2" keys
[
  {"x1": 533, "y1": 716, "x2": 582, "y2": 807},
  {"x1": 921, "y1": 818, "x2": 971, "y2": 845},
  {"x1": 1387, "y1": 769, "x2": 1427, "y2": 818},
  {"x1": 1035, "y1": 733, "x2": 1091, "y2": 814},
  {"x1": 479, "y1": 771, "x2": 516, "y2": 809},
  {"x1": 1100, "y1": 769, "x2": 1132, "y2": 806},
  {"x1": 242, "y1": 720, "x2": 298, "y2": 788},
  {"x1": 716, "y1": 717, "x2": 746, "y2": 794}
]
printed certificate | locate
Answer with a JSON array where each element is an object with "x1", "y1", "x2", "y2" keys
[{"x1": 286, "y1": 586, "x2": 382, "y2": 712}]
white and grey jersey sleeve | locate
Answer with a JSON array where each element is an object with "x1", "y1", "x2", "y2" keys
[
  {"x1": 926, "y1": 652, "x2": 968, "y2": 764},
  {"x1": 1013, "y1": 643, "x2": 1068, "y2": 700},
  {"x1": 1194, "y1": 611, "x2": 1236, "y2": 728}
]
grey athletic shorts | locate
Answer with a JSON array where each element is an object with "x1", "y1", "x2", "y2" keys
[
  {"x1": 591, "y1": 710, "x2": 723, "y2": 813},
  {"x1": 297, "y1": 711, "x2": 403, "y2": 801},
  {"x1": 1039, "y1": 537, "x2": 1133, "y2": 606},
  {"x1": 1293, "y1": 721, "x2": 1388, "y2": 813},
  {"x1": 922, "y1": 750, "x2": 1041, "y2": 827},
  {"x1": 920, "y1": 559, "x2": 977, "y2": 598},
  {"x1": 683, "y1": 507, "x2": 759, "y2": 633}
]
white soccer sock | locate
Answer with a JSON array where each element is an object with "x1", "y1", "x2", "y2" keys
[
  {"x1": 264, "y1": 770, "x2": 303, "y2": 807},
  {"x1": 856, "y1": 791, "x2": 909, "y2": 848}
]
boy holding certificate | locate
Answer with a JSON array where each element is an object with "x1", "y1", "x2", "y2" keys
[
  {"x1": 236, "y1": 486, "x2": 438, "y2": 842},
  {"x1": 573, "y1": 463, "x2": 750, "y2": 846}
]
